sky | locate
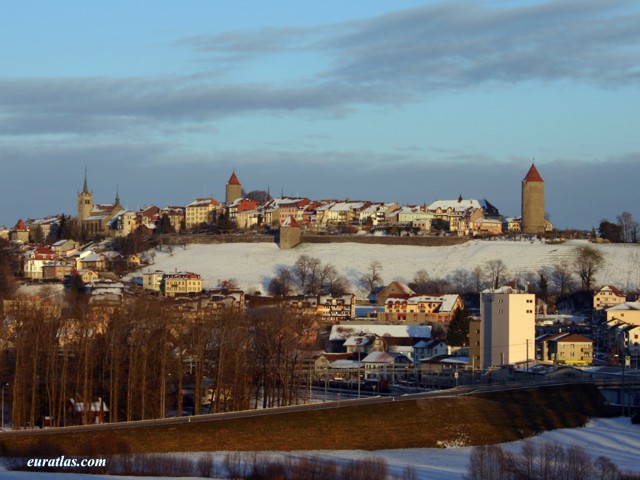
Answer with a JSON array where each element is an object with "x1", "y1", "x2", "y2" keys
[{"x1": 1, "y1": 0, "x2": 639, "y2": 230}]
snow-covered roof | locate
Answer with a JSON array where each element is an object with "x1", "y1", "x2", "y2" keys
[
  {"x1": 386, "y1": 294, "x2": 460, "y2": 312},
  {"x1": 607, "y1": 302, "x2": 640, "y2": 311},
  {"x1": 362, "y1": 351, "x2": 409, "y2": 364},
  {"x1": 344, "y1": 336, "x2": 372, "y2": 346},
  {"x1": 429, "y1": 199, "x2": 482, "y2": 212},
  {"x1": 329, "y1": 324, "x2": 431, "y2": 341}
]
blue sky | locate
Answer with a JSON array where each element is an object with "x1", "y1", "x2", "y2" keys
[{"x1": 2, "y1": 0, "x2": 639, "y2": 230}]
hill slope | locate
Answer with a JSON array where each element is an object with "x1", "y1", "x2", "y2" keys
[
  {"x1": 0, "y1": 384, "x2": 614, "y2": 456},
  {"x1": 143, "y1": 239, "x2": 640, "y2": 295}
]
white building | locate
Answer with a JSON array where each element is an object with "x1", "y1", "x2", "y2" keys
[{"x1": 472, "y1": 286, "x2": 536, "y2": 369}]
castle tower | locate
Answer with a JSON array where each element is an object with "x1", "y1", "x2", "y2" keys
[
  {"x1": 226, "y1": 171, "x2": 242, "y2": 205},
  {"x1": 521, "y1": 163, "x2": 545, "y2": 235},
  {"x1": 77, "y1": 169, "x2": 94, "y2": 222}
]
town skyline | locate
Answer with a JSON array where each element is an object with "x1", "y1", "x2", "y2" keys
[{"x1": 2, "y1": 1, "x2": 639, "y2": 229}]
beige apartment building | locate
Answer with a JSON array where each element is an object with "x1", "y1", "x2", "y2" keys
[
  {"x1": 593, "y1": 285, "x2": 626, "y2": 311},
  {"x1": 162, "y1": 272, "x2": 204, "y2": 297},
  {"x1": 470, "y1": 287, "x2": 536, "y2": 369},
  {"x1": 541, "y1": 333, "x2": 593, "y2": 366},
  {"x1": 606, "y1": 302, "x2": 640, "y2": 326},
  {"x1": 185, "y1": 198, "x2": 220, "y2": 229}
]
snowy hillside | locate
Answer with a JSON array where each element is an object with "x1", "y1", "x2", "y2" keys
[{"x1": 140, "y1": 239, "x2": 640, "y2": 295}]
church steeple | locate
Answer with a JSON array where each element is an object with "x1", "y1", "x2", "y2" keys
[
  {"x1": 115, "y1": 185, "x2": 121, "y2": 206},
  {"x1": 78, "y1": 168, "x2": 94, "y2": 223},
  {"x1": 82, "y1": 167, "x2": 90, "y2": 194}
]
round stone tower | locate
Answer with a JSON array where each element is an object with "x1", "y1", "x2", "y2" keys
[
  {"x1": 225, "y1": 171, "x2": 242, "y2": 205},
  {"x1": 521, "y1": 163, "x2": 545, "y2": 235}
]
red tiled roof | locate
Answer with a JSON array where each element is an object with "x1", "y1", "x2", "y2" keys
[
  {"x1": 523, "y1": 163, "x2": 543, "y2": 182},
  {"x1": 228, "y1": 172, "x2": 241, "y2": 185},
  {"x1": 13, "y1": 219, "x2": 28, "y2": 231}
]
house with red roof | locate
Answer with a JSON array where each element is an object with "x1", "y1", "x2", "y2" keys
[
  {"x1": 540, "y1": 332, "x2": 593, "y2": 366},
  {"x1": 23, "y1": 245, "x2": 57, "y2": 279},
  {"x1": 593, "y1": 285, "x2": 626, "y2": 311}
]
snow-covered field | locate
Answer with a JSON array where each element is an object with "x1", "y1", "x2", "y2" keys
[
  {"x1": 140, "y1": 239, "x2": 640, "y2": 295},
  {"x1": 1, "y1": 417, "x2": 638, "y2": 479}
]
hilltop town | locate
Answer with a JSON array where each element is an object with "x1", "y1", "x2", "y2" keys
[{"x1": 0, "y1": 163, "x2": 638, "y2": 434}]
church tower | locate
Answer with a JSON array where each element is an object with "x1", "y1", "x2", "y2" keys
[
  {"x1": 521, "y1": 163, "x2": 545, "y2": 235},
  {"x1": 226, "y1": 171, "x2": 242, "y2": 205},
  {"x1": 77, "y1": 169, "x2": 94, "y2": 222}
]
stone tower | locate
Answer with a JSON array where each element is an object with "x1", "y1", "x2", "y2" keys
[
  {"x1": 279, "y1": 216, "x2": 302, "y2": 249},
  {"x1": 77, "y1": 169, "x2": 94, "y2": 222},
  {"x1": 226, "y1": 171, "x2": 242, "y2": 205},
  {"x1": 521, "y1": 163, "x2": 545, "y2": 235}
]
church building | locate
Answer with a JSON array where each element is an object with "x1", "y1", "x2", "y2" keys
[{"x1": 77, "y1": 172, "x2": 123, "y2": 236}]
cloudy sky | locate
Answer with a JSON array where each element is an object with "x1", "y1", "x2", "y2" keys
[{"x1": 2, "y1": 0, "x2": 639, "y2": 230}]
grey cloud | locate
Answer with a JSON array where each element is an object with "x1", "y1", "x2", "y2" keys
[
  {"x1": 178, "y1": 1, "x2": 640, "y2": 90},
  {"x1": 0, "y1": 76, "x2": 387, "y2": 136},
  {"x1": 325, "y1": 0, "x2": 640, "y2": 89},
  {"x1": 3, "y1": 1, "x2": 638, "y2": 139}
]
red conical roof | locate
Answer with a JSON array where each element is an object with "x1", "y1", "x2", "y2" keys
[
  {"x1": 228, "y1": 172, "x2": 241, "y2": 185},
  {"x1": 13, "y1": 219, "x2": 28, "y2": 231},
  {"x1": 523, "y1": 163, "x2": 543, "y2": 182}
]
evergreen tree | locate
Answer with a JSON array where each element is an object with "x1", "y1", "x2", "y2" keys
[{"x1": 446, "y1": 308, "x2": 470, "y2": 347}]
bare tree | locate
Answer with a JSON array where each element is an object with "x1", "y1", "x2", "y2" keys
[
  {"x1": 550, "y1": 260, "x2": 575, "y2": 296},
  {"x1": 573, "y1": 245, "x2": 604, "y2": 292},
  {"x1": 358, "y1": 261, "x2": 383, "y2": 293},
  {"x1": 471, "y1": 265, "x2": 485, "y2": 293},
  {"x1": 268, "y1": 267, "x2": 294, "y2": 297},
  {"x1": 485, "y1": 259, "x2": 508, "y2": 290},
  {"x1": 617, "y1": 211, "x2": 638, "y2": 243},
  {"x1": 448, "y1": 268, "x2": 472, "y2": 294},
  {"x1": 292, "y1": 255, "x2": 322, "y2": 294}
]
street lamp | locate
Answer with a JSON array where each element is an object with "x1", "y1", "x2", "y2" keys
[{"x1": 1, "y1": 382, "x2": 9, "y2": 431}]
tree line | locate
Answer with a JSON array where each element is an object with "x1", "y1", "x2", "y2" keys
[{"x1": 1, "y1": 291, "x2": 316, "y2": 428}]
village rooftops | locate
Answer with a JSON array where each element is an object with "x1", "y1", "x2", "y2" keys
[
  {"x1": 329, "y1": 324, "x2": 431, "y2": 341},
  {"x1": 385, "y1": 294, "x2": 461, "y2": 312}
]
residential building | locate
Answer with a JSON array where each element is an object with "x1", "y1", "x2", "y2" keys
[
  {"x1": 51, "y1": 239, "x2": 79, "y2": 257},
  {"x1": 471, "y1": 286, "x2": 536, "y2": 369},
  {"x1": 593, "y1": 285, "x2": 626, "y2": 311},
  {"x1": 23, "y1": 245, "x2": 57, "y2": 279},
  {"x1": 375, "y1": 281, "x2": 416, "y2": 305},
  {"x1": 284, "y1": 294, "x2": 356, "y2": 324},
  {"x1": 142, "y1": 270, "x2": 165, "y2": 292},
  {"x1": 413, "y1": 340, "x2": 451, "y2": 366},
  {"x1": 428, "y1": 197, "x2": 500, "y2": 234},
  {"x1": 541, "y1": 333, "x2": 593, "y2": 365},
  {"x1": 109, "y1": 210, "x2": 138, "y2": 237},
  {"x1": 606, "y1": 302, "x2": 640, "y2": 326},
  {"x1": 380, "y1": 294, "x2": 464, "y2": 324},
  {"x1": 185, "y1": 198, "x2": 220, "y2": 229},
  {"x1": 328, "y1": 324, "x2": 431, "y2": 358},
  {"x1": 162, "y1": 271, "x2": 204, "y2": 297},
  {"x1": 160, "y1": 206, "x2": 186, "y2": 232},
  {"x1": 42, "y1": 260, "x2": 75, "y2": 281}
]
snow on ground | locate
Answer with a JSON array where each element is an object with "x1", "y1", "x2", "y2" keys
[
  {"x1": 138, "y1": 239, "x2": 640, "y2": 295},
  {"x1": 1, "y1": 417, "x2": 638, "y2": 479}
]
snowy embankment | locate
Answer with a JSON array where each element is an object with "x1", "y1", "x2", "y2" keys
[
  {"x1": 1, "y1": 417, "x2": 638, "y2": 479},
  {"x1": 139, "y1": 239, "x2": 640, "y2": 295}
]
